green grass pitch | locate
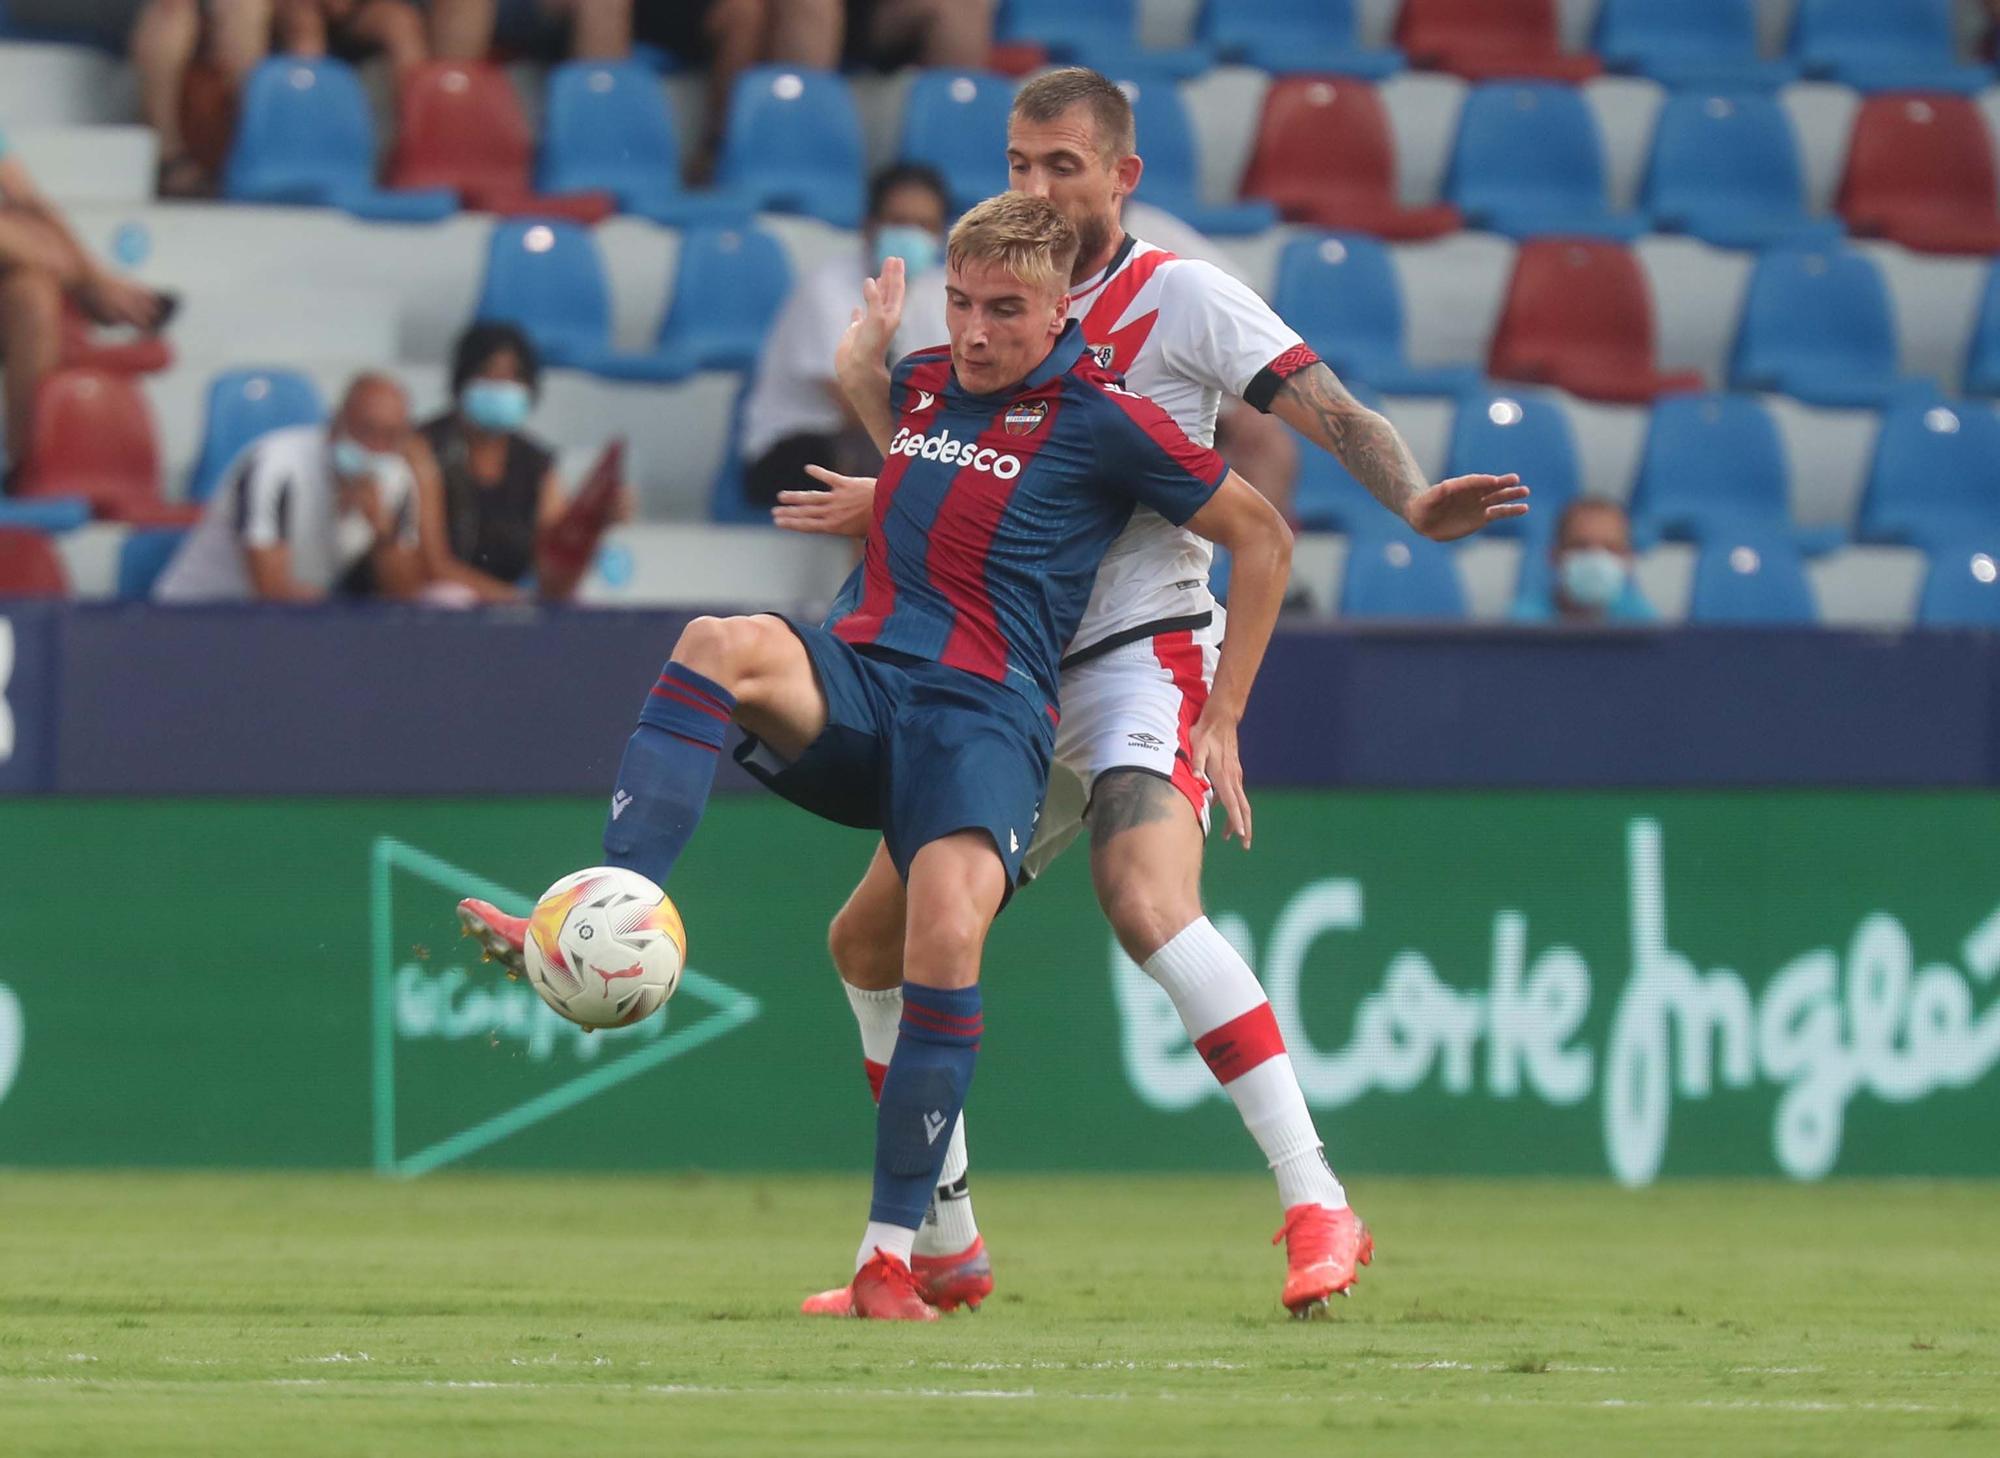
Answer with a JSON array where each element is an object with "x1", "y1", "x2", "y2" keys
[{"x1": 1, "y1": 1172, "x2": 1994, "y2": 1455}]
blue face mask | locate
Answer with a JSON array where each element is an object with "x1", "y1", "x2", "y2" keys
[
  {"x1": 873, "y1": 224, "x2": 941, "y2": 276},
  {"x1": 331, "y1": 435, "x2": 401, "y2": 484},
  {"x1": 1558, "y1": 548, "x2": 1629, "y2": 610},
  {"x1": 461, "y1": 379, "x2": 533, "y2": 433}
]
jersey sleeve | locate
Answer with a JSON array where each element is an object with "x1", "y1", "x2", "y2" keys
[
  {"x1": 231, "y1": 447, "x2": 297, "y2": 550},
  {"x1": 1087, "y1": 382, "x2": 1230, "y2": 526},
  {"x1": 1154, "y1": 259, "x2": 1320, "y2": 412}
]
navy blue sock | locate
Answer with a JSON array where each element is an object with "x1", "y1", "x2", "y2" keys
[
  {"x1": 870, "y1": 983, "x2": 982, "y2": 1229},
  {"x1": 601, "y1": 661, "x2": 736, "y2": 886}
]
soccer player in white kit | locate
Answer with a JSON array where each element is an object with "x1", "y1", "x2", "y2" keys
[{"x1": 781, "y1": 68, "x2": 1529, "y2": 1317}]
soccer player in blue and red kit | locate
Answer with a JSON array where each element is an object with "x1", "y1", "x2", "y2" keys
[{"x1": 461, "y1": 192, "x2": 1297, "y2": 1318}]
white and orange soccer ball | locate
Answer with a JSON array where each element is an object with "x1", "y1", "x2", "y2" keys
[{"x1": 522, "y1": 867, "x2": 685, "y2": 1030}]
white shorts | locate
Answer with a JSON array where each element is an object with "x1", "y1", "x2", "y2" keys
[{"x1": 1020, "y1": 618, "x2": 1221, "y2": 882}]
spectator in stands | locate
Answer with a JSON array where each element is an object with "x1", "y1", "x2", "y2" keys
[
  {"x1": 0, "y1": 129, "x2": 173, "y2": 479},
  {"x1": 739, "y1": 162, "x2": 949, "y2": 508},
  {"x1": 406, "y1": 321, "x2": 568, "y2": 602},
  {"x1": 430, "y1": 0, "x2": 631, "y2": 61},
  {"x1": 1515, "y1": 498, "x2": 1656, "y2": 625},
  {"x1": 154, "y1": 373, "x2": 426, "y2": 602},
  {"x1": 773, "y1": 0, "x2": 997, "y2": 70},
  {"x1": 131, "y1": 0, "x2": 430, "y2": 198},
  {"x1": 637, "y1": 1, "x2": 788, "y2": 182}
]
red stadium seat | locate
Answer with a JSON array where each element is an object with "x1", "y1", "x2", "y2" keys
[
  {"x1": 1396, "y1": 0, "x2": 1602, "y2": 82},
  {"x1": 1488, "y1": 240, "x2": 1704, "y2": 404},
  {"x1": 0, "y1": 527, "x2": 68, "y2": 599},
  {"x1": 1240, "y1": 77, "x2": 1463, "y2": 241},
  {"x1": 10, "y1": 370, "x2": 199, "y2": 526},
  {"x1": 1837, "y1": 94, "x2": 2000, "y2": 256},
  {"x1": 387, "y1": 62, "x2": 615, "y2": 224},
  {"x1": 59, "y1": 302, "x2": 173, "y2": 377}
]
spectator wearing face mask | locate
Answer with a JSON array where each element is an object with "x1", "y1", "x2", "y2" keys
[
  {"x1": 1513, "y1": 497, "x2": 1656, "y2": 625},
  {"x1": 406, "y1": 321, "x2": 567, "y2": 603},
  {"x1": 737, "y1": 162, "x2": 949, "y2": 509},
  {"x1": 155, "y1": 372, "x2": 424, "y2": 602}
]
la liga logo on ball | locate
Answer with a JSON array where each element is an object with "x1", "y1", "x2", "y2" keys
[{"x1": 1003, "y1": 400, "x2": 1049, "y2": 436}]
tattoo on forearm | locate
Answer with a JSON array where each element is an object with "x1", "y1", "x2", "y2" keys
[
  {"x1": 1087, "y1": 770, "x2": 1185, "y2": 844},
  {"x1": 1278, "y1": 363, "x2": 1428, "y2": 519}
]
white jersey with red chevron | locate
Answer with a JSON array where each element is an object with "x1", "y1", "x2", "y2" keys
[{"x1": 1062, "y1": 235, "x2": 1312, "y2": 656}]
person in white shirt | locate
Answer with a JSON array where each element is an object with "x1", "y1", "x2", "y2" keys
[
  {"x1": 737, "y1": 162, "x2": 950, "y2": 508},
  {"x1": 155, "y1": 373, "x2": 424, "y2": 603}
]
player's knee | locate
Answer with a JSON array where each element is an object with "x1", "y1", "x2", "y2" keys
[
  {"x1": 904, "y1": 906, "x2": 986, "y2": 986},
  {"x1": 1099, "y1": 880, "x2": 1199, "y2": 965},
  {"x1": 672, "y1": 614, "x2": 773, "y2": 685}
]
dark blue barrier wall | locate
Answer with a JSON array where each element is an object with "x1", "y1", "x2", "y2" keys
[{"x1": 4, "y1": 603, "x2": 1998, "y2": 792}]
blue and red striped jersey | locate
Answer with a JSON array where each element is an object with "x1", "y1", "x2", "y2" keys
[{"x1": 831, "y1": 321, "x2": 1229, "y2": 711}]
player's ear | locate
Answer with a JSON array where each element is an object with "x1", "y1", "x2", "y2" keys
[
  {"x1": 1052, "y1": 291, "x2": 1071, "y2": 333},
  {"x1": 1114, "y1": 152, "x2": 1143, "y2": 202}
]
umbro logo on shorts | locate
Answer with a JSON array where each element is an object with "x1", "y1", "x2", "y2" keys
[{"x1": 1127, "y1": 731, "x2": 1166, "y2": 750}]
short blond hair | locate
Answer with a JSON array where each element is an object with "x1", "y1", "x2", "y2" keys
[{"x1": 946, "y1": 193, "x2": 1079, "y2": 294}]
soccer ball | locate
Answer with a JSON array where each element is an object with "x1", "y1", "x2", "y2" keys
[{"x1": 522, "y1": 867, "x2": 685, "y2": 1030}]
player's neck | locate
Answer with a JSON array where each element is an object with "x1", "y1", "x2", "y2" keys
[{"x1": 1070, "y1": 231, "x2": 1127, "y2": 288}]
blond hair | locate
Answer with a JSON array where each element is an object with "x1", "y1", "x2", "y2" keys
[
  {"x1": 946, "y1": 193, "x2": 1080, "y2": 294},
  {"x1": 1012, "y1": 67, "x2": 1136, "y2": 161}
]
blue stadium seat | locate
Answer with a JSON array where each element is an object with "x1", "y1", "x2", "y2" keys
[
  {"x1": 1626, "y1": 393, "x2": 1839, "y2": 552},
  {"x1": 187, "y1": 369, "x2": 326, "y2": 504},
  {"x1": 1595, "y1": 0, "x2": 1798, "y2": 90},
  {"x1": 538, "y1": 61, "x2": 750, "y2": 227},
  {"x1": 708, "y1": 381, "x2": 768, "y2": 525},
  {"x1": 223, "y1": 59, "x2": 457, "y2": 222},
  {"x1": 595, "y1": 226, "x2": 793, "y2": 382},
  {"x1": 715, "y1": 67, "x2": 865, "y2": 228},
  {"x1": 1339, "y1": 525, "x2": 1467, "y2": 620},
  {"x1": 0, "y1": 498, "x2": 91, "y2": 533},
  {"x1": 898, "y1": 70, "x2": 1014, "y2": 214},
  {"x1": 1688, "y1": 530, "x2": 1817, "y2": 624},
  {"x1": 1965, "y1": 261, "x2": 2000, "y2": 397},
  {"x1": 1642, "y1": 92, "x2": 1841, "y2": 250},
  {"x1": 1111, "y1": 71, "x2": 1277, "y2": 235},
  {"x1": 1856, "y1": 398, "x2": 2000, "y2": 550},
  {"x1": 1917, "y1": 546, "x2": 2000, "y2": 627},
  {"x1": 1445, "y1": 83, "x2": 1646, "y2": 241},
  {"x1": 1790, "y1": 0, "x2": 1990, "y2": 95},
  {"x1": 1197, "y1": 0, "x2": 1403, "y2": 79},
  {"x1": 1730, "y1": 246, "x2": 1913, "y2": 409},
  {"x1": 1291, "y1": 379, "x2": 1385, "y2": 531},
  {"x1": 1443, "y1": 391, "x2": 1581, "y2": 539},
  {"x1": 472, "y1": 221, "x2": 617, "y2": 373},
  {"x1": 117, "y1": 528, "x2": 188, "y2": 600},
  {"x1": 1271, "y1": 234, "x2": 1480, "y2": 396},
  {"x1": 995, "y1": 0, "x2": 1209, "y2": 79}
]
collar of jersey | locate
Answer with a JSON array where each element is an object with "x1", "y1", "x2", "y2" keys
[{"x1": 946, "y1": 319, "x2": 1087, "y2": 407}]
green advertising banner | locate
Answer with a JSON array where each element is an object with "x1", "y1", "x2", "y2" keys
[{"x1": 1, "y1": 794, "x2": 1996, "y2": 1182}]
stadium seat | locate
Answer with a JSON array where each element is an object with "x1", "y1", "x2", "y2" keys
[
  {"x1": 1112, "y1": 71, "x2": 1277, "y2": 235},
  {"x1": 707, "y1": 382, "x2": 764, "y2": 525},
  {"x1": 115, "y1": 527, "x2": 187, "y2": 600},
  {"x1": 387, "y1": 61, "x2": 614, "y2": 224},
  {"x1": 187, "y1": 369, "x2": 326, "y2": 504},
  {"x1": 1789, "y1": 0, "x2": 1990, "y2": 95},
  {"x1": 1339, "y1": 524, "x2": 1467, "y2": 619},
  {"x1": 993, "y1": 0, "x2": 1208, "y2": 79},
  {"x1": 1626, "y1": 393, "x2": 1835, "y2": 550},
  {"x1": 1197, "y1": 0, "x2": 1403, "y2": 80},
  {"x1": 223, "y1": 59, "x2": 456, "y2": 222},
  {"x1": 1917, "y1": 546, "x2": 2000, "y2": 627},
  {"x1": 9, "y1": 370, "x2": 197, "y2": 526},
  {"x1": 1642, "y1": 92, "x2": 1841, "y2": 251},
  {"x1": 1855, "y1": 398, "x2": 2000, "y2": 549},
  {"x1": 1443, "y1": 391, "x2": 1581, "y2": 537},
  {"x1": 1687, "y1": 530, "x2": 1816, "y2": 624},
  {"x1": 0, "y1": 527, "x2": 67, "y2": 598},
  {"x1": 471, "y1": 221, "x2": 617, "y2": 373},
  {"x1": 60, "y1": 303, "x2": 173, "y2": 378},
  {"x1": 1239, "y1": 77, "x2": 1462, "y2": 240},
  {"x1": 538, "y1": 61, "x2": 751, "y2": 227},
  {"x1": 1445, "y1": 83, "x2": 1645, "y2": 241},
  {"x1": 1730, "y1": 246, "x2": 1910, "y2": 409},
  {"x1": 714, "y1": 67, "x2": 866, "y2": 228},
  {"x1": 0, "y1": 497, "x2": 91, "y2": 533},
  {"x1": 1272, "y1": 235, "x2": 1479, "y2": 396},
  {"x1": 898, "y1": 70, "x2": 1014, "y2": 214},
  {"x1": 1836, "y1": 95, "x2": 2000, "y2": 256},
  {"x1": 1965, "y1": 262, "x2": 2000, "y2": 397},
  {"x1": 1290, "y1": 380, "x2": 1385, "y2": 531},
  {"x1": 1488, "y1": 241, "x2": 1703, "y2": 405},
  {"x1": 592, "y1": 226, "x2": 793, "y2": 382},
  {"x1": 1595, "y1": 0, "x2": 1798, "y2": 90},
  {"x1": 1396, "y1": 0, "x2": 1601, "y2": 83}
]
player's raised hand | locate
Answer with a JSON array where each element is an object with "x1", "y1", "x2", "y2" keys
[
  {"x1": 1188, "y1": 702, "x2": 1253, "y2": 850},
  {"x1": 772, "y1": 464, "x2": 877, "y2": 539},
  {"x1": 1407, "y1": 473, "x2": 1529, "y2": 542},
  {"x1": 835, "y1": 255, "x2": 907, "y2": 384}
]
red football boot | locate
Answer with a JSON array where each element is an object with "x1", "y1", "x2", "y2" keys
[
  {"x1": 800, "y1": 1235, "x2": 992, "y2": 1316},
  {"x1": 457, "y1": 898, "x2": 528, "y2": 980},
  {"x1": 1274, "y1": 1203, "x2": 1374, "y2": 1317},
  {"x1": 850, "y1": 1249, "x2": 940, "y2": 1322}
]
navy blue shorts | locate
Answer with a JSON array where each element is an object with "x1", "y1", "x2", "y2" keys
[{"x1": 734, "y1": 619, "x2": 1055, "y2": 887}]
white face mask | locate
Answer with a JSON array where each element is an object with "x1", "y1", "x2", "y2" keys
[{"x1": 1558, "y1": 548, "x2": 1629, "y2": 609}]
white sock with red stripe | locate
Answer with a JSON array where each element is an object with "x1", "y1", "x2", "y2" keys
[
  {"x1": 843, "y1": 982, "x2": 980, "y2": 1257},
  {"x1": 1142, "y1": 918, "x2": 1347, "y2": 1212}
]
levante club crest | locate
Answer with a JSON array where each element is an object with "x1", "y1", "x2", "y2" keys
[{"x1": 1004, "y1": 400, "x2": 1049, "y2": 435}]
